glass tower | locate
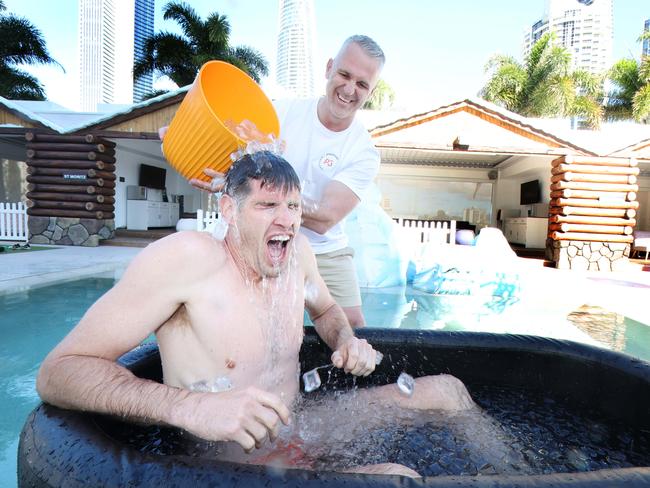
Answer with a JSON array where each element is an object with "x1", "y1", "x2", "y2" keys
[{"x1": 133, "y1": 0, "x2": 155, "y2": 102}]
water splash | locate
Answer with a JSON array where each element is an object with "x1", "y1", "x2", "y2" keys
[
  {"x1": 229, "y1": 136, "x2": 285, "y2": 163},
  {"x1": 253, "y1": 239, "x2": 303, "y2": 391},
  {"x1": 303, "y1": 280, "x2": 319, "y2": 304},
  {"x1": 300, "y1": 179, "x2": 320, "y2": 214},
  {"x1": 206, "y1": 191, "x2": 228, "y2": 241}
]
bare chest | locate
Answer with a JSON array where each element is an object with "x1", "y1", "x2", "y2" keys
[{"x1": 158, "y1": 275, "x2": 305, "y2": 394}]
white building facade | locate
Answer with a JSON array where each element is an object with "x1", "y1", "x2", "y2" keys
[
  {"x1": 78, "y1": 0, "x2": 154, "y2": 111},
  {"x1": 643, "y1": 18, "x2": 650, "y2": 58},
  {"x1": 523, "y1": 0, "x2": 613, "y2": 75},
  {"x1": 276, "y1": 0, "x2": 317, "y2": 98}
]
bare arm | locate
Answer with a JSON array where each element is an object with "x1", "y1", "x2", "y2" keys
[
  {"x1": 301, "y1": 180, "x2": 360, "y2": 235},
  {"x1": 37, "y1": 234, "x2": 190, "y2": 414},
  {"x1": 36, "y1": 233, "x2": 290, "y2": 450},
  {"x1": 298, "y1": 236, "x2": 377, "y2": 375}
]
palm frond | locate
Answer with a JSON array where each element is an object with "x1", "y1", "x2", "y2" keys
[
  {"x1": 638, "y1": 30, "x2": 650, "y2": 43},
  {"x1": 136, "y1": 4, "x2": 269, "y2": 88},
  {"x1": 140, "y1": 89, "x2": 170, "y2": 101},
  {"x1": 229, "y1": 46, "x2": 268, "y2": 81},
  {"x1": 483, "y1": 54, "x2": 520, "y2": 73},
  {"x1": 0, "y1": 15, "x2": 62, "y2": 69},
  {"x1": 0, "y1": 64, "x2": 46, "y2": 99},
  {"x1": 604, "y1": 101, "x2": 633, "y2": 122},
  {"x1": 162, "y1": 1, "x2": 203, "y2": 43},
  {"x1": 525, "y1": 32, "x2": 553, "y2": 78},
  {"x1": 571, "y1": 94, "x2": 603, "y2": 129},
  {"x1": 205, "y1": 13, "x2": 230, "y2": 54},
  {"x1": 479, "y1": 62, "x2": 526, "y2": 111},
  {"x1": 632, "y1": 83, "x2": 650, "y2": 123},
  {"x1": 639, "y1": 57, "x2": 650, "y2": 85},
  {"x1": 133, "y1": 32, "x2": 195, "y2": 86}
]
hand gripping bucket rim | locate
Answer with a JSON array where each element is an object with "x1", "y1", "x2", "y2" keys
[{"x1": 162, "y1": 60, "x2": 280, "y2": 182}]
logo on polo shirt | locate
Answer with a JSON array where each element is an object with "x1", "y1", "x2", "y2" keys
[{"x1": 318, "y1": 153, "x2": 338, "y2": 172}]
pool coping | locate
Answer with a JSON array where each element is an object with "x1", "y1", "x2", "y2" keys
[{"x1": 0, "y1": 245, "x2": 141, "y2": 296}]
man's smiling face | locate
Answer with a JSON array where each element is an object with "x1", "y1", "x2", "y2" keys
[{"x1": 321, "y1": 42, "x2": 382, "y2": 128}]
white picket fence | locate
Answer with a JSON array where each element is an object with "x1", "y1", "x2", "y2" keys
[
  {"x1": 394, "y1": 218, "x2": 456, "y2": 246},
  {"x1": 0, "y1": 202, "x2": 29, "y2": 243},
  {"x1": 196, "y1": 208, "x2": 218, "y2": 232}
]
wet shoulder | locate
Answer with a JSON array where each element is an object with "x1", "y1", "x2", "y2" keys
[
  {"x1": 138, "y1": 230, "x2": 227, "y2": 272},
  {"x1": 295, "y1": 233, "x2": 317, "y2": 273}
]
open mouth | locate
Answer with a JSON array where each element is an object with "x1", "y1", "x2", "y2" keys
[{"x1": 267, "y1": 234, "x2": 291, "y2": 264}]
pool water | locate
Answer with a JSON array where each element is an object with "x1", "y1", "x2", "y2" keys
[
  {"x1": 360, "y1": 286, "x2": 650, "y2": 362},
  {"x1": 0, "y1": 277, "x2": 115, "y2": 488},
  {"x1": 2, "y1": 277, "x2": 649, "y2": 486}
]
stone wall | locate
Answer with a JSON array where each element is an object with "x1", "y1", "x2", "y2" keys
[
  {"x1": 550, "y1": 240, "x2": 630, "y2": 271},
  {"x1": 28, "y1": 216, "x2": 114, "y2": 246}
]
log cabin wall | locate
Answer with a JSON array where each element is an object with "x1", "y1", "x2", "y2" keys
[
  {"x1": 25, "y1": 132, "x2": 116, "y2": 246},
  {"x1": 546, "y1": 155, "x2": 638, "y2": 271}
]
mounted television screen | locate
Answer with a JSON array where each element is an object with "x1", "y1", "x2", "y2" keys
[
  {"x1": 520, "y1": 179, "x2": 541, "y2": 205},
  {"x1": 139, "y1": 164, "x2": 166, "y2": 189}
]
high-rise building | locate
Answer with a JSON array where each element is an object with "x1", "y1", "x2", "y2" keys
[
  {"x1": 643, "y1": 19, "x2": 650, "y2": 58},
  {"x1": 78, "y1": 0, "x2": 154, "y2": 111},
  {"x1": 523, "y1": 0, "x2": 613, "y2": 75},
  {"x1": 133, "y1": 0, "x2": 155, "y2": 102},
  {"x1": 276, "y1": 0, "x2": 316, "y2": 98}
]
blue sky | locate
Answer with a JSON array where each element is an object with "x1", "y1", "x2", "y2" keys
[{"x1": 4, "y1": 0, "x2": 649, "y2": 111}]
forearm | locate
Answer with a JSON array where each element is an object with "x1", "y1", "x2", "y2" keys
[
  {"x1": 37, "y1": 355, "x2": 191, "y2": 427},
  {"x1": 301, "y1": 181, "x2": 359, "y2": 235},
  {"x1": 301, "y1": 198, "x2": 337, "y2": 234},
  {"x1": 312, "y1": 303, "x2": 355, "y2": 351}
]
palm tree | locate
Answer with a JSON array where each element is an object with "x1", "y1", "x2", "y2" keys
[
  {"x1": 134, "y1": 1, "x2": 268, "y2": 91},
  {"x1": 605, "y1": 31, "x2": 650, "y2": 123},
  {"x1": 363, "y1": 79, "x2": 395, "y2": 110},
  {"x1": 0, "y1": 0, "x2": 62, "y2": 100},
  {"x1": 480, "y1": 33, "x2": 603, "y2": 128}
]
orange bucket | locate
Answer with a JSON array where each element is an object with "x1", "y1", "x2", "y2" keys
[{"x1": 162, "y1": 61, "x2": 280, "y2": 182}]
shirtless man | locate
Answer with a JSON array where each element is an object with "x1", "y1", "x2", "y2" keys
[{"x1": 36, "y1": 151, "x2": 474, "y2": 477}]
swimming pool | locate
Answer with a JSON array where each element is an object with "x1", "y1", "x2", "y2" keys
[
  {"x1": 2, "y1": 275, "x2": 649, "y2": 487},
  {"x1": 0, "y1": 277, "x2": 116, "y2": 487}
]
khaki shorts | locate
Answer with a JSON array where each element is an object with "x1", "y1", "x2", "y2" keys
[{"x1": 315, "y1": 247, "x2": 361, "y2": 308}]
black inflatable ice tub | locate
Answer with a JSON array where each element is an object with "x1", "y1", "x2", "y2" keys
[{"x1": 18, "y1": 329, "x2": 650, "y2": 487}]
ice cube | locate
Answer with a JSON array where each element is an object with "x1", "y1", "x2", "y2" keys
[
  {"x1": 302, "y1": 369, "x2": 322, "y2": 393},
  {"x1": 397, "y1": 372, "x2": 415, "y2": 397}
]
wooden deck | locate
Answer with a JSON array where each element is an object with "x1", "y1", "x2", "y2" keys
[{"x1": 99, "y1": 228, "x2": 175, "y2": 248}]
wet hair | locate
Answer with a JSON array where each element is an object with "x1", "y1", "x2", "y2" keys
[
  {"x1": 339, "y1": 35, "x2": 385, "y2": 68},
  {"x1": 223, "y1": 151, "x2": 301, "y2": 203}
]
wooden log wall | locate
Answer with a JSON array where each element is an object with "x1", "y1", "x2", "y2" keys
[
  {"x1": 548, "y1": 155, "x2": 638, "y2": 244},
  {"x1": 24, "y1": 132, "x2": 117, "y2": 220}
]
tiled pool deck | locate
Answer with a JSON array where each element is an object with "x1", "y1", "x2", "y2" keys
[
  {"x1": 1, "y1": 243, "x2": 649, "y2": 326},
  {"x1": 0, "y1": 245, "x2": 141, "y2": 295}
]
